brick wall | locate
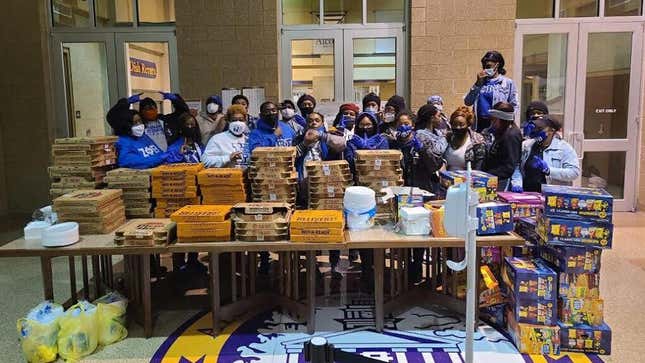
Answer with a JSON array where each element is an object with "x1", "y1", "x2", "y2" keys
[
  {"x1": 409, "y1": 0, "x2": 517, "y2": 113},
  {"x1": 0, "y1": 0, "x2": 53, "y2": 214},
  {"x1": 175, "y1": 0, "x2": 279, "y2": 106}
]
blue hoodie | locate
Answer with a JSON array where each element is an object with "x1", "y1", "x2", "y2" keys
[
  {"x1": 116, "y1": 134, "x2": 168, "y2": 169},
  {"x1": 246, "y1": 117, "x2": 296, "y2": 155},
  {"x1": 344, "y1": 112, "x2": 389, "y2": 171},
  {"x1": 165, "y1": 138, "x2": 204, "y2": 164}
]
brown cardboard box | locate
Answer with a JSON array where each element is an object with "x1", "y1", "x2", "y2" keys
[
  {"x1": 177, "y1": 221, "x2": 232, "y2": 238},
  {"x1": 197, "y1": 168, "x2": 244, "y2": 185},
  {"x1": 54, "y1": 189, "x2": 122, "y2": 207},
  {"x1": 251, "y1": 147, "x2": 296, "y2": 157},
  {"x1": 171, "y1": 205, "x2": 232, "y2": 223},
  {"x1": 114, "y1": 218, "x2": 176, "y2": 246},
  {"x1": 355, "y1": 150, "x2": 403, "y2": 161},
  {"x1": 290, "y1": 210, "x2": 344, "y2": 229},
  {"x1": 309, "y1": 198, "x2": 344, "y2": 210}
]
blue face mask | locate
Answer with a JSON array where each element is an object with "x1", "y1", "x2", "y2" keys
[
  {"x1": 530, "y1": 128, "x2": 548, "y2": 144},
  {"x1": 397, "y1": 124, "x2": 413, "y2": 139}
]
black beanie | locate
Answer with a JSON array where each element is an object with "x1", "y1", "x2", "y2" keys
[
  {"x1": 297, "y1": 94, "x2": 317, "y2": 110},
  {"x1": 385, "y1": 95, "x2": 406, "y2": 114},
  {"x1": 362, "y1": 92, "x2": 381, "y2": 111},
  {"x1": 140, "y1": 97, "x2": 157, "y2": 110},
  {"x1": 526, "y1": 101, "x2": 549, "y2": 121}
]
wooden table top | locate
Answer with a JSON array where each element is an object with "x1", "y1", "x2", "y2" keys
[{"x1": 0, "y1": 229, "x2": 524, "y2": 257}]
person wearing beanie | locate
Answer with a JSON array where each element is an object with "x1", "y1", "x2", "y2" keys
[
  {"x1": 280, "y1": 99, "x2": 306, "y2": 136},
  {"x1": 297, "y1": 94, "x2": 317, "y2": 120},
  {"x1": 481, "y1": 101, "x2": 522, "y2": 191},
  {"x1": 203, "y1": 104, "x2": 249, "y2": 168},
  {"x1": 194, "y1": 95, "x2": 226, "y2": 145},
  {"x1": 362, "y1": 92, "x2": 381, "y2": 114},
  {"x1": 136, "y1": 91, "x2": 190, "y2": 151},
  {"x1": 510, "y1": 115, "x2": 579, "y2": 193},
  {"x1": 464, "y1": 50, "x2": 518, "y2": 132},
  {"x1": 521, "y1": 100, "x2": 549, "y2": 137},
  {"x1": 107, "y1": 96, "x2": 168, "y2": 169},
  {"x1": 331, "y1": 103, "x2": 360, "y2": 141},
  {"x1": 380, "y1": 95, "x2": 407, "y2": 139}
]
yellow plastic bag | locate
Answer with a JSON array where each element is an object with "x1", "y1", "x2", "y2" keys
[
  {"x1": 57, "y1": 301, "x2": 98, "y2": 362},
  {"x1": 94, "y1": 291, "x2": 128, "y2": 346},
  {"x1": 16, "y1": 301, "x2": 64, "y2": 363}
]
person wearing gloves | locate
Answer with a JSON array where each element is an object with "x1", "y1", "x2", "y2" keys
[
  {"x1": 464, "y1": 51, "x2": 518, "y2": 132},
  {"x1": 194, "y1": 95, "x2": 226, "y2": 145},
  {"x1": 232, "y1": 94, "x2": 259, "y2": 130},
  {"x1": 380, "y1": 95, "x2": 407, "y2": 141},
  {"x1": 280, "y1": 99, "x2": 305, "y2": 137},
  {"x1": 202, "y1": 104, "x2": 249, "y2": 168},
  {"x1": 296, "y1": 94, "x2": 317, "y2": 123},
  {"x1": 107, "y1": 96, "x2": 169, "y2": 169},
  {"x1": 137, "y1": 91, "x2": 190, "y2": 151},
  {"x1": 444, "y1": 106, "x2": 487, "y2": 171},
  {"x1": 165, "y1": 113, "x2": 204, "y2": 164},
  {"x1": 412, "y1": 104, "x2": 449, "y2": 194},
  {"x1": 521, "y1": 100, "x2": 549, "y2": 138},
  {"x1": 511, "y1": 116, "x2": 580, "y2": 193},
  {"x1": 331, "y1": 103, "x2": 360, "y2": 141},
  {"x1": 427, "y1": 95, "x2": 451, "y2": 135},
  {"x1": 481, "y1": 102, "x2": 522, "y2": 191},
  {"x1": 344, "y1": 111, "x2": 389, "y2": 172}
]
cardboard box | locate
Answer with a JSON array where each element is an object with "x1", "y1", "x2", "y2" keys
[
  {"x1": 251, "y1": 146, "x2": 296, "y2": 157},
  {"x1": 537, "y1": 212, "x2": 613, "y2": 249},
  {"x1": 177, "y1": 236, "x2": 230, "y2": 243},
  {"x1": 542, "y1": 185, "x2": 613, "y2": 223},
  {"x1": 150, "y1": 163, "x2": 203, "y2": 177},
  {"x1": 510, "y1": 295, "x2": 558, "y2": 325},
  {"x1": 54, "y1": 189, "x2": 122, "y2": 207},
  {"x1": 155, "y1": 198, "x2": 200, "y2": 208},
  {"x1": 354, "y1": 149, "x2": 402, "y2": 161},
  {"x1": 498, "y1": 192, "x2": 544, "y2": 220},
  {"x1": 114, "y1": 218, "x2": 176, "y2": 246},
  {"x1": 559, "y1": 298, "x2": 604, "y2": 326},
  {"x1": 308, "y1": 174, "x2": 353, "y2": 183},
  {"x1": 477, "y1": 202, "x2": 513, "y2": 235},
  {"x1": 290, "y1": 210, "x2": 344, "y2": 229},
  {"x1": 309, "y1": 198, "x2": 344, "y2": 210},
  {"x1": 558, "y1": 273, "x2": 600, "y2": 299},
  {"x1": 171, "y1": 205, "x2": 232, "y2": 223},
  {"x1": 506, "y1": 309, "x2": 560, "y2": 355},
  {"x1": 502, "y1": 257, "x2": 556, "y2": 301},
  {"x1": 232, "y1": 203, "x2": 292, "y2": 222},
  {"x1": 197, "y1": 168, "x2": 244, "y2": 185},
  {"x1": 514, "y1": 217, "x2": 541, "y2": 245},
  {"x1": 539, "y1": 244, "x2": 602, "y2": 274},
  {"x1": 290, "y1": 228, "x2": 344, "y2": 236},
  {"x1": 177, "y1": 221, "x2": 232, "y2": 238},
  {"x1": 290, "y1": 234, "x2": 345, "y2": 243},
  {"x1": 558, "y1": 321, "x2": 611, "y2": 355},
  {"x1": 439, "y1": 170, "x2": 498, "y2": 202},
  {"x1": 305, "y1": 160, "x2": 350, "y2": 177}
]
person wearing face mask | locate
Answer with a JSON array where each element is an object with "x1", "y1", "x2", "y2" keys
[
  {"x1": 427, "y1": 95, "x2": 451, "y2": 135},
  {"x1": 297, "y1": 94, "x2": 317, "y2": 122},
  {"x1": 362, "y1": 92, "x2": 382, "y2": 116},
  {"x1": 521, "y1": 101, "x2": 549, "y2": 138},
  {"x1": 331, "y1": 103, "x2": 360, "y2": 141},
  {"x1": 411, "y1": 104, "x2": 449, "y2": 194},
  {"x1": 510, "y1": 116, "x2": 579, "y2": 193},
  {"x1": 344, "y1": 111, "x2": 389, "y2": 172},
  {"x1": 481, "y1": 102, "x2": 522, "y2": 191},
  {"x1": 166, "y1": 113, "x2": 204, "y2": 164},
  {"x1": 444, "y1": 106, "x2": 487, "y2": 171},
  {"x1": 380, "y1": 95, "x2": 407, "y2": 144},
  {"x1": 295, "y1": 112, "x2": 346, "y2": 174},
  {"x1": 280, "y1": 99, "x2": 305, "y2": 138},
  {"x1": 232, "y1": 94, "x2": 260, "y2": 130},
  {"x1": 464, "y1": 51, "x2": 518, "y2": 132},
  {"x1": 194, "y1": 95, "x2": 226, "y2": 145},
  {"x1": 203, "y1": 104, "x2": 250, "y2": 168},
  {"x1": 247, "y1": 101, "x2": 297, "y2": 154},
  {"x1": 107, "y1": 96, "x2": 169, "y2": 169},
  {"x1": 138, "y1": 91, "x2": 190, "y2": 151},
  {"x1": 391, "y1": 112, "x2": 422, "y2": 184}
]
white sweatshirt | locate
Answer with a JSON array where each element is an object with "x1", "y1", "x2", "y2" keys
[{"x1": 202, "y1": 130, "x2": 248, "y2": 168}]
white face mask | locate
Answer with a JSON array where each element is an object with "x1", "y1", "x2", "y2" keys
[
  {"x1": 366, "y1": 106, "x2": 378, "y2": 113},
  {"x1": 229, "y1": 121, "x2": 248, "y2": 136},
  {"x1": 383, "y1": 112, "x2": 395, "y2": 123},
  {"x1": 131, "y1": 124, "x2": 145, "y2": 137},
  {"x1": 206, "y1": 103, "x2": 219, "y2": 114},
  {"x1": 281, "y1": 108, "x2": 295, "y2": 120},
  {"x1": 434, "y1": 104, "x2": 443, "y2": 112},
  {"x1": 484, "y1": 67, "x2": 496, "y2": 77}
]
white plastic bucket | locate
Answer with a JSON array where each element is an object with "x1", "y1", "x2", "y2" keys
[{"x1": 343, "y1": 186, "x2": 376, "y2": 230}]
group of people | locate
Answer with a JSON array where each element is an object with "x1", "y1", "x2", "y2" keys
[{"x1": 106, "y1": 49, "x2": 581, "y2": 281}]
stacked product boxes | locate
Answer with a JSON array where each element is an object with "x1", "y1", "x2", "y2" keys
[
  {"x1": 198, "y1": 168, "x2": 246, "y2": 205},
  {"x1": 231, "y1": 203, "x2": 292, "y2": 242},
  {"x1": 305, "y1": 160, "x2": 352, "y2": 210},
  {"x1": 289, "y1": 210, "x2": 345, "y2": 243},
  {"x1": 248, "y1": 147, "x2": 297, "y2": 205},
  {"x1": 354, "y1": 150, "x2": 403, "y2": 223},
  {"x1": 151, "y1": 164, "x2": 202, "y2": 218},
  {"x1": 104, "y1": 168, "x2": 152, "y2": 218},
  {"x1": 53, "y1": 189, "x2": 126, "y2": 234},
  {"x1": 439, "y1": 170, "x2": 498, "y2": 202},
  {"x1": 171, "y1": 205, "x2": 232, "y2": 243}
]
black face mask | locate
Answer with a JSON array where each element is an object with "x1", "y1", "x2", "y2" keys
[
  {"x1": 264, "y1": 113, "x2": 279, "y2": 127},
  {"x1": 452, "y1": 127, "x2": 468, "y2": 137},
  {"x1": 357, "y1": 127, "x2": 375, "y2": 137},
  {"x1": 182, "y1": 127, "x2": 198, "y2": 140},
  {"x1": 301, "y1": 106, "x2": 314, "y2": 116}
]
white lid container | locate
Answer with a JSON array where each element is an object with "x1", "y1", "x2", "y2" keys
[
  {"x1": 42, "y1": 222, "x2": 80, "y2": 247},
  {"x1": 343, "y1": 186, "x2": 376, "y2": 230},
  {"x1": 399, "y1": 206, "x2": 431, "y2": 236}
]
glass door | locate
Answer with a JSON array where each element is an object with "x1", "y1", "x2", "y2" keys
[
  {"x1": 51, "y1": 34, "x2": 118, "y2": 137},
  {"x1": 280, "y1": 30, "x2": 344, "y2": 104},
  {"x1": 115, "y1": 32, "x2": 179, "y2": 114},
  {"x1": 343, "y1": 28, "x2": 405, "y2": 103},
  {"x1": 574, "y1": 23, "x2": 642, "y2": 211}
]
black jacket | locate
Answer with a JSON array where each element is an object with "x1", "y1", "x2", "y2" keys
[{"x1": 482, "y1": 126, "x2": 522, "y2": 179}]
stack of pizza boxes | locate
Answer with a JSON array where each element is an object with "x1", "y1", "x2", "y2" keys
[
  {"x1": 231, "y1": 203, "x2": 292, "y2": 242},
  {"x1": 354, "y1": 150, "x2": 403, "y2": 223},
  {"x1": 248, "y1": 147, "x2": 297, "y2": 205},
  {"x1": 104, "y1": 168, "x2": 153, "y2": 218},
  {"x1": 53, "y1": 189, "x2": 126, "y2": 234},
  {"x1": 150, "y1": 163, "x2": 202, "y2": 218},
  {"x1": 290, "y1": 210, "x2": 345, "y2": 243},
  {"x1": 197, "y1": 168, "x2": 246, "y2": 205},
  {"x1": 305, "y1": 160, "x2": 352, "y2": 210},
  {"x1": 171, "y1": 205, "x2": 232, "y2": 243},
  {"x1": 114, "y1": 218, "x2": 176, "y2": 246},
  {"x1": 48, "y1": 136, "x2": 118, "y2": 199}
]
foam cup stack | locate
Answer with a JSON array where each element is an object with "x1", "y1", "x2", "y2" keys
[
  {"x1": 104, "y1": 168, "x2": 152, "y2": 218},
  {"x1": 151, "y1": 163, "x2": 202, "y2": 218},
  {"x1": 305, "y1": 160, "x2": 352, "y2": 210},
  {"x1": 48, "y1": 136, "x2": 118, "y2": 200},
  {"x1": 354, "y1": 150, "x2": 403, "y2": 223},
  {"x1": 53, "y1": 189, "x2": 126, "y2": 234}
]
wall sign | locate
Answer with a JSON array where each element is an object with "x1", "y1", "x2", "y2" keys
[
  {"x1": 129, "y1": 57, "x2": 157, "y2": 79},
  {"x1": 313, "y1": 39, "x2": 334, "y2": 55}
]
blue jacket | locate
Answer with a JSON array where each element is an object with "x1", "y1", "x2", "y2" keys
[
  {"x1": 116, "y1": 134, "x2": 167, "y2": 169},
  {"x1": 464, "y1": 75, "x2": 518, "y2": 129},
  {"x1": 246, "y1": 117, "x2": 296, "y2": 154},
  {"x1": 165, "y1": 138, "x2": 204, "y2": 164},
  {"x1": 345, "y1": 132, "x2": 389, "y2": 172},
  {"x1": 511, "y1": 136, "x2": 580, "y2": 189}
]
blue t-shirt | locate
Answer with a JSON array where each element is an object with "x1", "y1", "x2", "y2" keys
[{"x1": 477, "y1": 79, "x2": 496, "y2": 120}]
